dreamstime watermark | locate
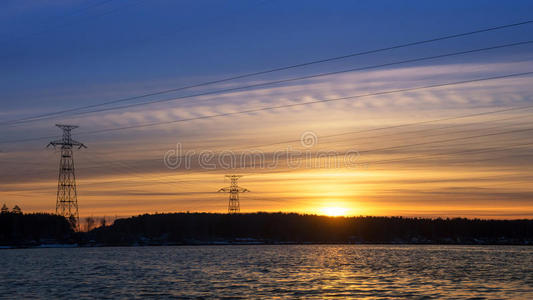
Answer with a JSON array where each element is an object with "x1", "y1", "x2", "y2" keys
[{"x1": 163, "y1": 131, "x2": 361, "y2": 170}]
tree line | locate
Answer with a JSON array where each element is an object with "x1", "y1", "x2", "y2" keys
[
  {"x1": 0, "y1": 211, "x2": 75, "y2": 246},
  {"x1": 2, "y1": 212, "x2": 532, "y2": 246},
  {"x1": 88, "y1": 212, "x2": 533, "y2": 245}
]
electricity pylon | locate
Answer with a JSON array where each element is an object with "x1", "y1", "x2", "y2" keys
[
  {"x1": 218, "y1": 175, "x2": 249, "y2": 213},
  {"x1": 47, "y1": 124, "x2": 86, "y2": 230}
]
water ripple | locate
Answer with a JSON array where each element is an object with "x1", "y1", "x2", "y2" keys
[{"x1": 0, "y1": 245, "x2": 532, "y2": 299}]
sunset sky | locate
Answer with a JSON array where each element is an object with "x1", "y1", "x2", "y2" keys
[{"x1": 0, "y1": 0, "x2": 532, "y2": 219}]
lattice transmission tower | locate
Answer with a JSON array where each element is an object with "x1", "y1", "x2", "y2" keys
[
  {"x1": 218, "y1": 175, "x2": 249, "y2": 213},
  {"x1": 47, "y1": 124, "x2": 86, "y2": 230}
]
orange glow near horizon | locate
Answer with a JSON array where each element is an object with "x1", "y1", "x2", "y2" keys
[
  {"x1": 320, "y1": 206, "x2": 349, "y2": 217},
  {"x1": 3, "y1": 166, "x2": 533, "y2": 220},
  {"x1": 2, "y1": 93, "x2": 533, "y2": 220}
]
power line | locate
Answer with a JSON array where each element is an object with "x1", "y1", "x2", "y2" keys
[
  {"x1": 61, "y1": 104, "x2": 533, "y2": 157},
  {"x1": 5, "y1": 40, "x2": 533, "y2": 127},
  {"x1": 2, "y1": 128, "x2": 531, "y2": 202},
  {"x1": 313, "y1": 116, "x2": 532, "y2": 149},
  {"x1": 9, "y1": 114, "x2": 528, "y2": 184},
  {"x1": 92, "y1": 122, "x2": 533, "y2": 180},
  {"x1": 365, "y1": 141, "x2": 533, "y2": 166},
  {"x1": 356, "y1": 128, "x2": 533, "y2": 157},
  {"x1": 8, "y1": 39, "x2": 532, "y2": 127},
  {"x1": 4, "y1": 118, "x2": 531, "y2": 181},
  {"x1": 1, "y1": 71, "x2": 532, "y2": 145},
  {"x1": 444, "y1": 153, "x2": 533, "y2": 168},
  {"x1": 245, "y1": 143, "x2": 533, "y2": 180},
  {"x1": 4, "y1": 124, "x2": 531, "y2": 208},
  {"x1": 238, "y1": 107, "x2": 533, "y2": 151},
  {"x1": 244, "y1": 144, "x2": 533, "y2": 179},
  {"x1": 3, "y1": 20, "x2": 532, "y2": 125},
  {"x1": 0, "y1": 113, "x2": 531, "y2": 196},
  {"x1": 4, "y1": 134, "x2": 531, "y2": 189},
  {"x1": 100, "y1": 121, "x2": 531, "y2": 183},
  {"x1": 79, "y1": 153, "x2": 200, "y2": 188},
  {"x1": 176, "y1": 136, "x2": 533, "y2": 175},
  {"x1": 243, "y1": 127, "x2": 533, "y2": 169},
  {"x1": 43, "y1": 106, "x2": 525, "y2": 158},
  {"x1": 66, "y1": 72, "x2": 533, "y2": 135}
]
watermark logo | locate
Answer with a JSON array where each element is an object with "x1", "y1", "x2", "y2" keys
[
  {"x1": 163, "y1": 131, "x2": 360, "y2": 170},
  {"x1": 300, "y1": 131, "x2": 318, "y2": 148}
]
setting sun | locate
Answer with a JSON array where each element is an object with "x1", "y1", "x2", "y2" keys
[{"x1": 321, "y1": 206, "x2": 348, "y2": 217}]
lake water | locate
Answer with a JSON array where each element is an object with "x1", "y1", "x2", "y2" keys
[{"x1": 0, "y1": 245, "x2": 532, "y2": 299}]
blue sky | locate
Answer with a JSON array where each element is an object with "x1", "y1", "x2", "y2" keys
[
  {"x1": 1, "y1": 0, "x2": 532, "y2": 111},
  {"x1": 0, "y1": 0, "x2": 532, "y2": 218}
]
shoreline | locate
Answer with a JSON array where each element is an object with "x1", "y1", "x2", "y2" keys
[{"x1": 2, "y1": 241, "x2": 533, "y2": 249}]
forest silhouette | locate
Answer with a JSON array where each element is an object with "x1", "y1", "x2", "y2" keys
[{"x1": 2, "y1": 211, "x2": 531, "y2": 246}]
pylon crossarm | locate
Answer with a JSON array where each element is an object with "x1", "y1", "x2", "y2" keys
[
  {"x1": 47, "y1": 141, "x2": 62, "y2": 148},
  {"x1": 71, "y1": 139, "x2": 87, "y2": 149}
]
